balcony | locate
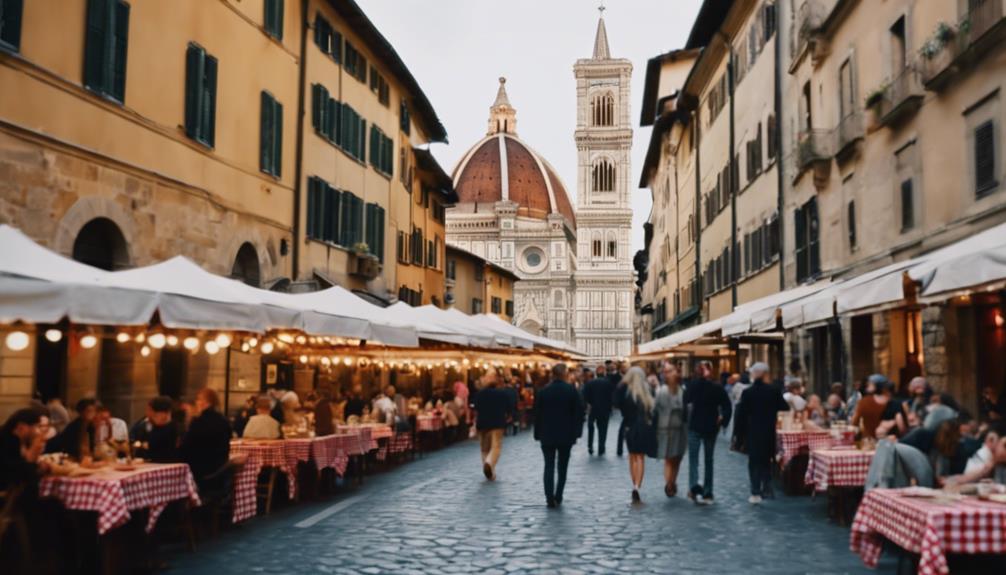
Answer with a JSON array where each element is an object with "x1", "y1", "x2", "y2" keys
[
  {"x1": 349, "y1": 252, "x2": 381, "y2": 280},
  {"x1": 794, "y1": 129, "x2": 833, "y2": 172},
  {"x1": 866, "y1": 66, "x2": 924, "y2": 129},
  {"x1": 919, "y1": 0, "x2": 1005, "y2": 91},
  {"x1": 835, "y1": 111, "x2": 864, "y2": 162},
  {"x1": 790, "y1": 0, "x2": 831, "y2": 70}
]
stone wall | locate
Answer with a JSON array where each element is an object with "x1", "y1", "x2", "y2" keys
[{"x1": 922, "y1": 306, "x2": 948, "y2": 393}]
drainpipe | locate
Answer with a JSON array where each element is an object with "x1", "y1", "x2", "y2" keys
[
  {"x1": 727, "y1": 41, "x2": 738, "y2": 310},
  {"x1": 291, "y1": 0, "x2": 309, "y2": 282},
  {"x1": 693, "y1": 110, "x2": 702, "y2": 319},
  {"x1": 774, "y1": 0, "x2": 785, "y2": 292}
]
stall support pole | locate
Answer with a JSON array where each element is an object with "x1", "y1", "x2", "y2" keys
[{"x1": 224, "y1": 346, "x2": 232, "y2": 415}]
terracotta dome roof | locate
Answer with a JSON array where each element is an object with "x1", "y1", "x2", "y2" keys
[{"x1": 452, "y1": 133, "x2": 576, "y2": 227}]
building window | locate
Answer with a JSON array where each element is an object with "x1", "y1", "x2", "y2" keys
[
  {"x1": 592, "y1": 160, "x2": 615, "y2": 192},
  {"x1": 847, "y1": 200, "x2": 857, "y2": 250},
  {"x1": 794, "y1": 197, "x2": 820, "y2": 282},
  {"x1": 767, "y1": 114, "x2": 777, "y2": 160},
  {"x1": 446, "y1": 258, "x2": 456, "y2": 280},
  {"x1": 472, "y1": 298, "x2": 483, "y2": 314},
  {"x1": 184, "y1": 43, "x2": 217, "y2": 148},
  {"x1": 369, "y1": 66, "x2": 390, "y2": 107},
  {"x1": 474, "y1": 265, "x2": 484, "y2": 282},
  {"x1": 339, "y1": 103, "x2": 366, "y2": 162},
  {"x1": 344, "y1": 40, "x2": 367, "y2": 83},
  {"x1": 591, "y1": 93, "x2": 615, "y2": 126},
  {"x1": 364, "y1": 202, "x2": 385, "y2": 262},
  {"x1": 900, "y1": 179, "x2": 915, "y2": 231},
  {"x1": 369, "y1": 125, "x2": 393, "y2": 176},
  {"x1": 397, "y1": 230, "x2": 409, "y2": 264},
  {"x1": 84, "y1": 0, "x2": 130, "y2": 103},
  {"x1": 400, "y1": 99, "x2": 411, "y2": 135},
  {"x1": 306, "y1": 176, "x2": 341, "y2": 244},
  {"x1": 975, "y1": 120, "x2": 998, "y2": 197},
  {"x1": 505, "y1": 300, "x2": 514, "y2": 317},
  {"x1": 410, "y1": 227, "x2": 424, "y2": 265},
  {"x1": 263, "y1": 0, "x2": 283, "y2": 40},
  {"x1": 592, "y1": 239, "x2": 602, "y2": 258},
  {"x1": 339, "y1": 191, "x2": 364, "y2": 248},
  {"x1": 491, "y1": 297, "x2": 502, "y2": 314},
  {"x1": 260, "y1": 91, "x2": 282, "y2": 177},
  {"x1": 313, "y1": 14, "x2": 341, "y2": 62},
  {"x1": 607, "y1": 240, "x2": 616, "y2": 258},
  {"x1": 0, "y1": 0, "x2": 23, "y2": 51}
]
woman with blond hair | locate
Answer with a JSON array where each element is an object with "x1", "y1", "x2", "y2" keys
[
  {"x1": 655, "y1": 363, "x2": 687, "y2": 497},
  {"x1": 614, "y1": 366, "x2": 657, "y2": 502}
]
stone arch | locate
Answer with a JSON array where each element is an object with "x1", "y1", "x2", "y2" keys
[
  {"x1": 231, "y1": 242, "x2": 262, "y2": 287},
  {"x1": 71, "y1": 218, "x2": 130, "y2": 270},
  {"x1": 54, "y1": 196, "x2": 137, "y2": 261},
  {"x1": 590, "y1": 91, "x2": 615, "y2": 127},
  {"x1": 519, "y1": 319, "x2": 543, "y2": 337},
  {"x1": 222, "y1": 231, "x2": 272, "y2": 281},
  {"x1": 592, "y1": 158, "x2": 616, "y2": 192}
]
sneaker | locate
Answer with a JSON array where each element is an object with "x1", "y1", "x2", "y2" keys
[
  {"x1": 483, "y1": 462, "x2": 493, "y2": 480},
  {"x1": 631, "y1": 489, "x2": 641, "y2": 503},
  {"x1": 701, "y1": 496, "x2": 715, "y2": 506},
  {"x1": 748, "y1": 495, "x2": 763, "y2": 505}
]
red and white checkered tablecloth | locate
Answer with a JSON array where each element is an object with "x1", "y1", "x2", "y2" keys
[
  {"x1": 288, "y1": 435, "x2": 354, "y2": 476},
  {"x1": 850, "y1": 488, "x2": 1006, "y2": 575},
  {"x1": 40, "y1": 463, "x2": 200, "y2": 535},
  {"x1": 804, "y1": 448, "x2": 874, "y2": 492},
  {"x1": 338, "y1": 424, "x2": 385, "y2": 450},
  {"x1": 777, "y1": 430, "x2": 851, "y2": 466},
  {"x1": 230, "y1": 440, "x2": 297, "y2": 523},
  {"x1": 416, "y1": 415, "x2": 444, "y2": 432}
]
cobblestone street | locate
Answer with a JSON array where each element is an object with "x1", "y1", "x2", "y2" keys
[{"x1": 166, "y1": 420, "x2": 883, "y2": 574}]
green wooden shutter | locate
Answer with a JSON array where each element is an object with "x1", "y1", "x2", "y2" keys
[
  {"x1": 260, "y1": 91, "x2": 272, "y2": 174},
  {"x1": 184, "y1": 44, "x2": 202, "y2": 140},
  {"x1": 327, "y1": 186, "x2": 341, "y2": 244},
  {"x1": 310, "y1": 84, "x2": 321, "y2": 131},
  {"x1": 376, "y1": 206, "x2": 385, "y2": 262},
  {"x1": 794, "y1": 204, "x2": 806, "y2": 281},
  {"x1": 358, "y1": 118, "x2": 367, "y2": 163},
  {"x1": 203, "y1": 53, "x2": 217, "y2": 147},
  {"x1": 975, "y1": 121, "x2": 996, "y2": 194},
  {"x1": 84, "y1": 0, "x2": 108, "y2": 93},
  {"x1": 306, "y1": 177, "x2": 317, "y2": 238},
  {"x1": 808, "y1": 198, "x2": 820, "y2": 276},
  {"x1": 272, "y1": 98, "x2": 282, "y2": 177},
  {"x1": 265, "y1": 0, "x2": 283, "y2": 40},
  {"x1": 0, "y1": 0, "x2": 24, "y2": 50},
  {"x1": 313, "y1": 15, "x2": 326, "y2": 51},
  {"x1": 111, "y1": 0, "x2": 128, "y2": 101},
  {"x1": 329, "y1": 97, "x2": 340, "y2": 145},
  {"x1": 332, "y1": 30, "x2": 342, "y2": 63},
  {"x1": 369, "y1": 126, "x2": 378, "y2": 168},
  {"x1": 339, "y1": 192, "x2": 353, "y2": 247}
]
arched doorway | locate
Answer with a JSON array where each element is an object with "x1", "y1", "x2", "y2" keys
[
  {"x1": 72, "y1": 217, "x2": 130, "y2": 271},
  {"x1": 231, "y1": 242, "x2": 261, "y2": 287}
]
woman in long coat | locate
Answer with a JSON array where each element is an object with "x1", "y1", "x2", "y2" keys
[
  {"x1": 654, "y1": 363, "x2": 687, "y2": 497},
  {"x1": 732, "y1": 363, "x2": 789, "y2": 504},
  {"x1": 614, "y1": 366, "x2": 657, "y2": 503}
]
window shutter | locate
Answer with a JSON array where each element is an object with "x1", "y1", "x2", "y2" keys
[
  {"x1": 376, "y1": 206, "x2": 385, "y2": 262},
  {"x1": 332, "y1": 30, "x2": 342, "y2": 63},
  {"x1": 200, "y1": 53, "x2": 217, "y2": 147},
  {"x1": 265, "y1": 0, "x2": 283, "y2": 40},
  {"x1": 111, "y1": 0, "x2": 129, "y2": 102},
  {"x1": 847, "y1": 201, "x2": 857, "y2": 249},
  {"x1": 273, "y1": 99, "x2": 282, "y2": 177},
  {"x1": 260, "y1": 91, "x2": 272, "y2": 174},
  {"x1": 184, "y1": 44, "x2": 202, "y2": 140},
  {"x1": 359, "y1": 118, "x2": 367, "y2": 163},
  {"x1": 310, "y1": 84, "x2": 321, "y2": 131},
  {"x1": 369, "y1": 125, "x2": 379, "y2": 168},
  {"x1": 339, "y1": 193, "x2": 354, "y2": 247},
  {"x1": 794, "y1": 205, "x2": 807, "y2": 281},
  {"x1": 313, "y1": 16, "x2": 327, "y2": 52},
  {"x1": 808, "y1": 198, "x2": 820, "y2": 275},
  {"x1": 0, "y1": 0, "x2": 24, "y2": 50},
  {"x1": 975, "y1": 121, "x2": 997, "y2": 194},
  {"x1": 84, "y1": 0, "x2": 108, "y2": 93},
  {"x1": 901, "y1": 179, "x2": 914, "y2": 230},
  {"x1": 306, "y1": 177, "x2": 317, "y2": 238}
]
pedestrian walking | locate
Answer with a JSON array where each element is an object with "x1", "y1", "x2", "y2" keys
[
  {"x1": 534, "y1": 363, "x2": 585, "y2": 508},
  {"x1": 473, "y1": 369, "x2": 512, "y2": 481},
  {"x1": 614, "y1": 366, "x2": 657, "y2": 503},
  {"x1": 610, "y1": 360, "x2": 630, "y2": 457},
  {"x1": 655, "y1": 363, "x2": 687, "y2": 497},
  {"x1": 684, "y1": 360, "x2": 732, "y2": 505},
  {"x1": 732, "y1": 363, "x2": 789, "y2": 504},
  {"x1": 582, "y1": 364, "x2": 616, "y2": 455}
]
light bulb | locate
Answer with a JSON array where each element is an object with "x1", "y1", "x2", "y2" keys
[
  {"x1": 260, "y1": 341, "x2": 275, "y2": 354},
  {"x1": 214, "y1": 333, "x2": 232, "y2": 348},
  {"x1": 204, "y1": 341, "x2": 220, "y2": 355},
  {"x1": 299, "y1": 354, "x2": 308, "y2": 364},
  {"x1": 140, "y1": 345, "x2": 151, "y2": 357},
  {"x1": 183, "y1": 337, "x2": 199, "y2": 351},
  {"x1": 80, "y1": 334, "x2": 98, "y2": 349},
  {"x1": 462, "y1": 359, "x2": 471, "y2": 367},
  {"x1": 148, "y1": 333, "x2": 166, "y2": 349},
  {"x1": 343, "y1": 357, "x2": 353, "y2": 366},
  {"x1": 248, "y1": 337, "x2": 259, "y2": 348},
  {"x1": 166, "y1": 335, "x2": 179, "y2": 347},
  {"x1": 278, "y1": 333, "x2": 294, "y2": 344},
  {"x1": 116, "y1": 332, "x2": 130, "y2": 343},
  {"x1": 296, "y1": 335, "x2": 307, "y2": 345},
  {"x1": 44, "y1": 329, "x2": 63, "y2": 343},
  {"x1": 134, "y1": 333, "x2": 145, "y2": 343},
  {"x1": 241, "y1": 342, "x2": 250, "y2": 352},
  {"x1": 5, "y1": 331, "x2": 30, "y2": 351},
  {"x1": 321, "y1": 357, "x2": 331, "y2": 366}
]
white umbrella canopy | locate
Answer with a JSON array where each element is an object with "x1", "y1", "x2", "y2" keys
[
  {"x1": 468, "y1": 313, "x2": 567, "y2": 352},
  {"x1": 441, "y1": 308, "x2": 529, "y2": 348},
  {"x1": 292, "y1": 287, "x2": 418, "y2": 348},
  {"x1": 908, "y1": 221, "x2": 1006, "y2": 298},
  {"x1": 721, "y1": 280, "x2": 833, "y2": 336},
  {"x1": 0, "y1": 225, "x2": 159, "y2": 325},
  {"x1": 403, "y1": 305, "x2": 497, "y2": 348},
  {"x1": 386, "y1": 302, "x2": 473, "y2": 346}
]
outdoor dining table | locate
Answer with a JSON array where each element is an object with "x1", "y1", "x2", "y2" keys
[
  {"x1": 39, "y1": 462, "x2": 200, "y2": 535},
  {"x1": 850, "y1": 488, "x2": 1006, "y2": 575},
  {"x1": 805, "y1": 448, "x2": 875, "y2": 492},
  {"x1": 777, "y1": 429, "x2": 850, "y2": 466}
]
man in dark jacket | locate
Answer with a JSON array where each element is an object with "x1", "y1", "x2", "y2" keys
[
  {"x1": 732, "y1": 363, "x2": 788, "y2": 504},
  {"x1": 582, "y1": 364, "x2": 616, "y2": 456},
  {"x1": 473, "y1": 370, "x2": 512, "y2": 481},
  {"x1": 180, "y1": 388, "x2": 231, "y2": 493},
  {"x1": 684, "y1": 361, "x2": 733, "y2": 504},
  {"x1": 535, "y1": 364, "x2": 585, "y2": 508}
]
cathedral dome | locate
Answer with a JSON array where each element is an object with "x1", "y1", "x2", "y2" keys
[{"x1": 452, "y1": 78, "x2": 576, "y2": 228}]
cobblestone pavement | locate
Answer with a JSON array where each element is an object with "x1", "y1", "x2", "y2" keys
[{"x1": 167, "y1": 420, "x2": 887, "y2": 574}]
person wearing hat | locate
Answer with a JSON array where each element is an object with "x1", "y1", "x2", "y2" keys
[{"x1": 733, "y1": 363, "x2": 790, "y2": 504}]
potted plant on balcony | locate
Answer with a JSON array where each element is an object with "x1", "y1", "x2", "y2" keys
[
  {"x1": 349, "y1": 242, "x2": 381, "y2": 280},
  {"x1": 864, "y1": 84, "x2": 888, "y2": 129}
]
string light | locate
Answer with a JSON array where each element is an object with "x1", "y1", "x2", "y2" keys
[
  {"x1": 260, "y1": 341, "x2": 275, "y2": 354},
  {"x1": 148, "y1": 333, "x2": 166, "y2": 349},
  {"x1": 140, "y1": 345, "x2": 151, "y2": 357},
  {"x1": 299, "y1": 354, "x2": 308, "y2": 364},
  {"x1": 343, "y1": 357, "x2": 353, "y2": 366},
  {"x1": 278, "y1": 333, "x2": 294, "y2": 344},
  {"x1": 116, "y1": 332, "x2": 131, "y2": 343},
  {"x1": 134, "y1": 333, "x2": 145, "y2": 343},
  {"x1": 4, "y1": 331, "x2": 30, "y2": 351},
  {"x1": 248, "y1": 337, "x2": 258, "y2": 348},
  {"x1": 44, "y1": 329, "x2": 63, "y2": 343},
  {"x1": 183, "y1": 337, "x2": 200, "y2": 351},
  {"x1": 80, "y1": 334, "x2": 98, "y2": 349},
  {"x1": 241, "y1": 342, "x2": 250, "y2": 352},
  {"x1": 166, "y1": 335, "x2": 179, "y2": 347},
  {"x1": 296, "y1": 335, "x2": 307, "y2": 345},
  {"x1": 320, "y1": 357, "x2": 331, "y2": 366},
  {"x1": 215, "y1": 334, "x2": 232, "y2": 348},
  {"x1": 204, "y1": 341, "x2": 220, "y2": 355}
]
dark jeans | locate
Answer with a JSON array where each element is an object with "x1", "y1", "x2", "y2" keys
[
  {"x1": 616, "y1": 416, "x2": 630, "y2": 455},
  {"x1": 541, "y1": 444, "x2": 573, "y2": 502},
  {"x1": 748, "y1": 455, "x2": 772, "y2": 496},
  {"x1": 687, "y1": 430, "x2": 717, "y2": 497},
  {"x1": 587, "y1": 412, "x2": 610, "y2": 454}
]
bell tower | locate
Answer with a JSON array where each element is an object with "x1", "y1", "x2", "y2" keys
[
  {"x1": 572, "y1": 6, "x2": 634, "y2": 361},
  {"x1": 487, "y1": 77, "x2": 517, "y2": 136}
]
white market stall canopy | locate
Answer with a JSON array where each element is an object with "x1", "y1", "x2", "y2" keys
[
  {"x1": 0, "y1": 225, "x2": 571, "y2": 355},
  {"x1": 637, "y1": 318, "x2": 723, "y2": 356}
]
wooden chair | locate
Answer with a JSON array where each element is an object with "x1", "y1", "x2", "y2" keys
[
  {"x1": 196, "y1": 457, "x2": 244, "y2": 539},
  {"x1": 0, "y1": 487, "x2": 32, "y2": 573},
  {"x1": 255, "y1": 468, "x2": 279, "y2": 515}
]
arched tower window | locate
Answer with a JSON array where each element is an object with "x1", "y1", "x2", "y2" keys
[
  {"x1": 591, "y1": 92, "x2": 615, "y2": 127},
  {"x1": 592, "y1": 159, "x2": 615, "y2": 193},
  {"x1": 606, "y1": 232, "x2": 617, "y2": 259}
]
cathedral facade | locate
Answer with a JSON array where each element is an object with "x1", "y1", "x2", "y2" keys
[{"x1": 446, "y1": 15, "x2": 633, "y2": 360}]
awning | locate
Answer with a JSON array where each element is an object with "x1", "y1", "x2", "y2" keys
[
  {"x1": 908, "y1": 221, "x2": 1006, "y2": 300},
  {"x1": 292, "y1": 288, "x2": 418, "y2": 347},
  {"x1": 637, "y1": 318, "x2": 722, "y2": 355},
  {"x1": 386, "y1": 302, "x2": 475, "y2": 346},
  {"x1": 721, "y1": 280, "x2": 832, "y2": 336}
]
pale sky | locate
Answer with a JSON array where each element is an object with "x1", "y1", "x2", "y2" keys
[{"x1": 357, "y1": 0, "x2": 703, "y2": 252}]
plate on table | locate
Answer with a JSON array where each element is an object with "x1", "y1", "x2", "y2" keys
[
  {"x1": 899, "y1": 486, "x2": 943, "y2": 498},
  {"x1": 984, "y1": 494, "x2": 1006, "y2": 504},
  {"x1": 113, "y1": 464, "x2": 136, "y2": 472}
]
